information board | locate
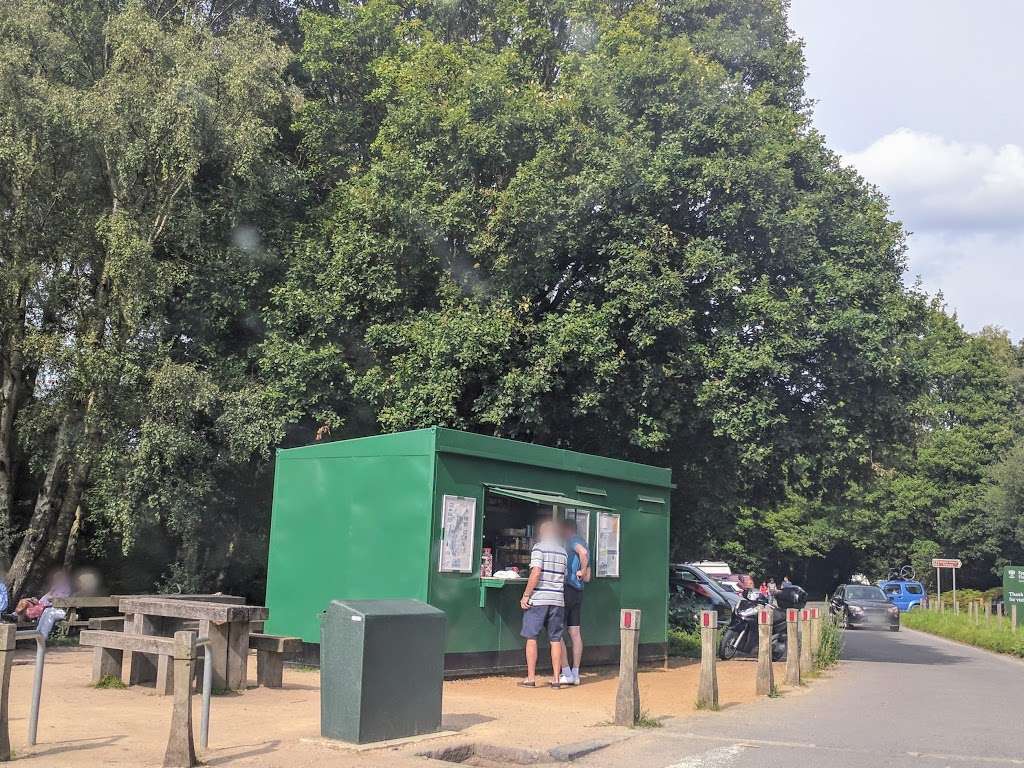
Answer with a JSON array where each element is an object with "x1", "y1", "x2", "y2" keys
[
  {"x1": 596, "y1": 512, "x2": 620, "y2": 578},
  {"x1": 1003, "y1": 565, "x2": 1024, "y2": 627},
  {"x1": 439, "y1": 495, "x2": 476, "y2": 573}
]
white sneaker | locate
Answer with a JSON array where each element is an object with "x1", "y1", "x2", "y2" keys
[
  {"x1": 559, "y1": 673, "x2": 574, "y2": 685},
  {"x1": 572, "y1": 671, "x2": 581, "y2": 686}
]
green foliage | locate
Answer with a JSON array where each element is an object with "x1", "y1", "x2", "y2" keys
[
  {"x1": 2, "y1": 0, "x2": 1023, "y2": 601},
  {"x1": 904, "y1": 610, "x2": 1024, "y2": 658},
  {"x1": 667, "y1": 628, "x2": 701, "y2": 658},
  {"x1": 814, "y1": 618, "x2": 843, "y2": 671},
  {"x1": 95, "y1": 674, "x2": 127, "y2": 689}
]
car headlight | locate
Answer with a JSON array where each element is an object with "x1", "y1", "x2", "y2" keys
[{"x1": 849, "y1": 605, "x2": 864, "y2": 615}]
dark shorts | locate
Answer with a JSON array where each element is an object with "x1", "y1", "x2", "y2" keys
[
  {"x1": 521, "y1": 604, "x2": 565, "y2": 641},
  {"x1": 564, "y1": 586, "x2": 583, "y2": 627}
]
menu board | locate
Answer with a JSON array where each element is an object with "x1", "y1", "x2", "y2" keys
[
  {"x1": 596, "y1": 512, "x2": 620, "y2": 578},
  {"x1": 439, "y1": 495, "x2": 477, "y2": 573}
]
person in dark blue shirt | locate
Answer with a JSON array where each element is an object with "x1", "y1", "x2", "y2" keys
[{"x1": 559, "y1": 519, "x2": 590, "y2": 686}]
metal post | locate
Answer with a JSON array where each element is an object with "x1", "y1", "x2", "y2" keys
[
  {"x1": 936, "y1": 567, "x2": 942, "y2": 612},
  {"x1": 27, "y1": 634, "x2": 44, "y2": 746},
  {"x1": 200, "y1": 639, "x2": 213, "y2": 750}
]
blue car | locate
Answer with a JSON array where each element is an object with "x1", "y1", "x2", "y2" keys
[{"x1": 878, "y1": 579, "x2": 926, "y2": 612}]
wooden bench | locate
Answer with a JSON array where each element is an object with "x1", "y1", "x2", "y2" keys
[
  {"x1": 80, "y1": 630, "x2": 178, "y2": 694},
  {"x1": 88, "y1": 616, "x2": 125, "y2": 631},
  {"x1": 249, "y1": 634, "x2": 302, "y2": 688}
]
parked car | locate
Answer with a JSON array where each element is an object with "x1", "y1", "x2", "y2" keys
[
  {"x1": 877, "y1": 579, "x2": 926, "y2": 612},
  {"x1": 670, "y1": 563, "x2": 740, "y2": 625},
  {"x1": 830, "y1": 584, "x2": 901, "y2": 631}
]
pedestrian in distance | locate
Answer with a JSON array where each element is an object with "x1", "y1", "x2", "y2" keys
[{"x1": 519, "y1": 520, "x2": 567, "y2": 689}]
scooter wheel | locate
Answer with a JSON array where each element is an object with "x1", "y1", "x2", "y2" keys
[{"x1": 718, "y1": 629, "x2": 740, "y2": 661}]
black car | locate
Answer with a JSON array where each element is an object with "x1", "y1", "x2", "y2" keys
[
  {"x1": 670, "y1": 563, "x2": 740, "y2": 625},
  {"x1": 830, "y1": 584, "x2": 901, "y2": 631}
]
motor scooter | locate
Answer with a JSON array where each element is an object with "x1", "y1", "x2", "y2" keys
[{"x1": 718, "y1": 585, "x2": 806, "y2": 661}]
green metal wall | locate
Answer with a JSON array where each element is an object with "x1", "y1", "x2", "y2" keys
[
  {"x1": 264, "y1": 432, "x2": 436, "y2": 642},
  {"x1": 265, "y1": 427, "x2": 670, "y2": 657}
]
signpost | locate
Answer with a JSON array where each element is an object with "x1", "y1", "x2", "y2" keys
[
  {"x1": 932, "y1": 558, "x2": 962, "y2": 613},
  {"x1": 1003, "y1": 566, "x2": 1024, "y2": 629}
]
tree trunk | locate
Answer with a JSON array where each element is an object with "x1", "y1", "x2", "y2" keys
[
  {"x1": 6, "y1": 413, "x2": 78, "y2": 598},
  {"x1": 0, "y1": 291, "x2": 27, "y2": 567}
]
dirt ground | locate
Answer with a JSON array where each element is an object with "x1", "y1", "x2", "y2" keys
[{"x1": 7, "y1": 648, "x2": 806, "y2": 767}]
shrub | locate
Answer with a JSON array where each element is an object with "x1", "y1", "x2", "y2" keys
[
  {"x1": 668, "y1": 628, "x2": 701, "y2": 658},
  {"x1": 815, "y1": 617, "x2": 843, "y2": 670},
  {"x1": 903, "y1": 610, "x2": 1024, "y2": 657}
]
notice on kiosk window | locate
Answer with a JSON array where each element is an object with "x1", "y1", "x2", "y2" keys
[
  {"x1": 439, "y1": 494, "x2": 477, "y2": 573},
  {"x1": 596, "y1": 512, "x2": 620, "y2": 578}
]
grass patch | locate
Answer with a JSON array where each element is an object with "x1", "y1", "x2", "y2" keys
[
  {"x1": 668, "y1": 628, "x2": 700, "y2": 658},
  {"x1": 903, "y1": 609, "x2": 1024, "y2": 657},
  {"x1": 768, "y1": 683, "x2": 781, "y2": 698},
  {"x1": 814, "y1": 618, "x2": 844, "y2": 671},
  {"x1": 291, "y1": 664, "x2": 319, "y2": 673},
  {"x1": 95, "y1": 675, "x2": 127, "y2": 689},
  {"x1": 634, "y1": 711, "x2": 663, "y2": 729},
  {"x1": 694, "y1": 698, "x2": 720, "y2": 711}
]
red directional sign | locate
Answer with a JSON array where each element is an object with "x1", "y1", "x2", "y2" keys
[{"x1": 932, "y1": 558, "x2": 962, "y2": 569}]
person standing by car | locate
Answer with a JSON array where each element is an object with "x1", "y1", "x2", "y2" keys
[{"x1": 559, "y1": 519, "x2": 590, "y2": 686}]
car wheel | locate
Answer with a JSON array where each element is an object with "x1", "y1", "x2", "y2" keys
[{"x1": 718, "y1": 628, "x2": 740, "y2": 661}]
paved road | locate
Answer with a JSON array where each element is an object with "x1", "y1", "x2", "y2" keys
[{"x1": 585, "y1": 627, "x2": 1024, "y2": 768}]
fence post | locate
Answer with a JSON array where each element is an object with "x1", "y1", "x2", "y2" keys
[
  {"x1": 163, "y1": 631, "x2": 197, "y2": 768},
  {"x1": 696, "y1": 610, "x2": 719, "y2": 710},
  {"x1": 756, "y1": 608, "x2": 774, "y2": 696},
  {"x1": 985, "y1": 601, "x2": 992, "y2": 623},
  {"x1": 1013, "y1": 605, "x2": 1019, "y2": 633},
  {"x1": 785, "y1": 609, "x2": 801, "y2": 686},
  {"x1": 0, "y1": 626, "x2": 14, "y2": 762},
  {"x1": 810, "y1": 607, "x2": 821, "y2": 657},
  {"x1": 974, "y1": 601, "x2": 981, "y2": 626},
  {"x1": 613, "y1": 609, "x2": 641, "y2": 726},
  {"x1": 799, "y1": 609, "x2": 812, "y2": 676}
]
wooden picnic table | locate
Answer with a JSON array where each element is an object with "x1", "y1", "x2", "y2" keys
[{"x1": 117, "y1": 597, "x2": 268, "y2": 692}]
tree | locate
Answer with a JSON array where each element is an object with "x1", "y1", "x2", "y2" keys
[
  {"x1": 0, "y1": 0, "x2": 293, "y2": 595},
  {"x1": 265, "y1": 0, "x2": 927, "y2": 583}
]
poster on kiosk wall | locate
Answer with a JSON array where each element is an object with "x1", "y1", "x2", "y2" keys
[
  {"x1": 439, "y1": 495, "x2": 476, "y2": 573},
  {"x1": 596, "y1": 512, "x2": 620, "y2": 578}
]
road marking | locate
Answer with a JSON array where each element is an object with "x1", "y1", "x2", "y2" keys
[
  {"x1": 661, "y1": 731, "x2": 1024, "y2": 766},
  {"x1": 666, "y1": 743, "x2": 747, "y2": 768},
  {"x1": 907, "y1": 751, "x2": 1024, "y2": 765}
]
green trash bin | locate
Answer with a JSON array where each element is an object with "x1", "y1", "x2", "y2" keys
[{"x1": 320, "y1": 599, "x2": 446, "y2": 744}]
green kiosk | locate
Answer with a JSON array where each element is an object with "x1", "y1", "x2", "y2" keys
[{"x1": 264, "y1": 427, "x2": 671, "y2": 674}]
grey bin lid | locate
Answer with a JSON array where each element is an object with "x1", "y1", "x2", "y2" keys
[{"x1": 320, "y1": 599, "x2": 445, "y2": 622}]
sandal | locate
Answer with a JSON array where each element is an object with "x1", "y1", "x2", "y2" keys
[
  {"x1": 549, "y1": 682, "x2": 562, "y2": 689},
  {"x1": 517, "y1": 680, "x2": 537, "y2": 688}
]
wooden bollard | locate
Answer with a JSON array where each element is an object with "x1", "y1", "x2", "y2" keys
[
  {"x1": 756, "y1": 608, "x2": 774, "y2": 696},
  {"x1": 810, "y1": 607, "x2": 821, "y2": 657},
  {"x1": 974, "y1": 601, "x2": 981, "y2": 626},
  {"x1": 614, "y1": 609, "x2": 641, "y2": 726},
  {"x1": 785, "y1": 608, "x2": 800, "y2": 686},
  {"x1": 799, "y1": 608, "x2": 812, "y2": 676},
  {"x1": 0, "y1": 625, "x2": 15, "y2": 762},
  {"x1": 985, "y1": 601, "x2": 992, "y2": 622},
  {"x1": 163, "y1": 631, "x2": 197, "y2": 768},
  {"x1": 696, "y1": 610, "x2": 718, "y2": 710}
]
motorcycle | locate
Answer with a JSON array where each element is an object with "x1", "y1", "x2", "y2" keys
[{"x1": 717, "y1": 585, "x2": 806, "y2": 661}]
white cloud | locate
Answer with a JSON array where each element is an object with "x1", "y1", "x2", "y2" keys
[{"x1": 843, "y1": 129, "x2": 1024, "y2": 336}]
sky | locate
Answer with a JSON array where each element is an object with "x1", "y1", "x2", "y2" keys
[{"x1": 788, "y1": 1, "x2": 1024, "y2": 338}]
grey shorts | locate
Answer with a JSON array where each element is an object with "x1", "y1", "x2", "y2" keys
[{"x1": 521, "y1": 604, "x2": 565, "y2": 641}]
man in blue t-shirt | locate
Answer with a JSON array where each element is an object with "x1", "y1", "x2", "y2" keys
[{"x1": 559, "y1": 519, "x2": 590, "y2": 686}]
